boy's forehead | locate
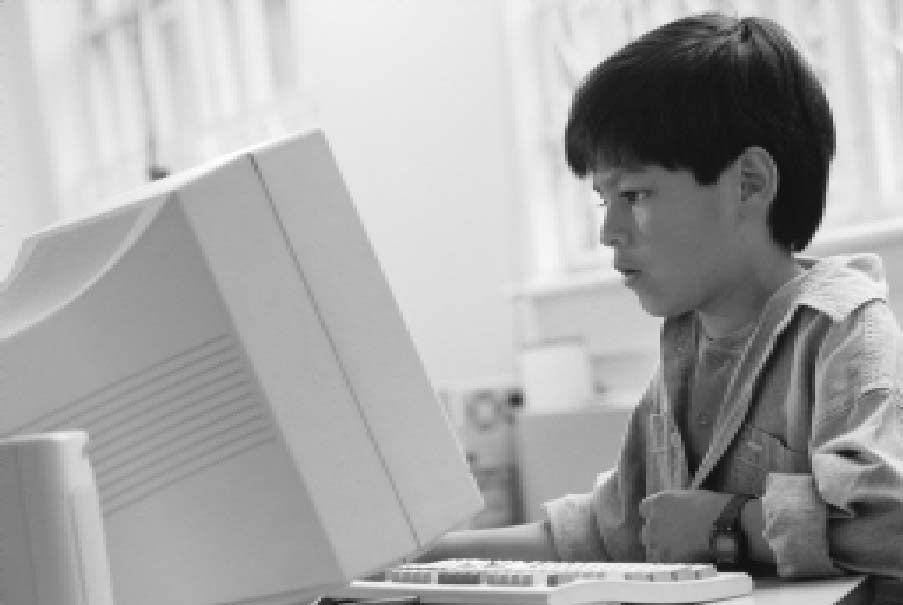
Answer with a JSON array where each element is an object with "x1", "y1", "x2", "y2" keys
[{"x1": 591, "y1": 164, "x2": 651, "y2": 189}]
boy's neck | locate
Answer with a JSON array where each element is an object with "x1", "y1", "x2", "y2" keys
[{"x1": 696, "y1": 252, "x2": 802, "y2": 339}]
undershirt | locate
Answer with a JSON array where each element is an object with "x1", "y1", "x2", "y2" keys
[{"x1": 685, "y1": 320, "x2": 757, "y2": 474}]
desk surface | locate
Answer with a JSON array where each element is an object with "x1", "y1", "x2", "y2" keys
[{"x1": 718, "y1": 575, "x2": 869, "y2": 605}]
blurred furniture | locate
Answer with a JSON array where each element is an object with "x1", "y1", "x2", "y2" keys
[{"x1": 517, "y1": 405, "x2": 633, "y2": 521}]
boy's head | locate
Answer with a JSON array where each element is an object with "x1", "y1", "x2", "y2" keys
[{"x1": 566, "y1": 12, "x2": 835, "y2": 254}]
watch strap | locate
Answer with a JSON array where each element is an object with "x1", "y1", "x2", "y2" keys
[{"x1": 714, "y1": 494, "x2": 752, "y2": 531}]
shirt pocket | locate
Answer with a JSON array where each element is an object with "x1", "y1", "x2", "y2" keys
[{"x1": 724, "y1": 425, "x2": 810, "y2": 495}]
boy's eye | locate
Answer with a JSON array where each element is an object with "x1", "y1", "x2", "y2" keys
[
  {"x1": 594, "y1": 189, "x2": 650, "y2": 208},
  {"x1": 620, "y1": 190, "x2": 651, "y2": 204}
]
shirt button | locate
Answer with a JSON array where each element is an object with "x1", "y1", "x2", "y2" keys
[{"x1": 697, "y1": 413, "x2": 711, "y2": 426}]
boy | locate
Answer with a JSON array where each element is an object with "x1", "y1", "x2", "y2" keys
[{"x1": 424, "y1": 12, "x2": 903, "y2": 580}]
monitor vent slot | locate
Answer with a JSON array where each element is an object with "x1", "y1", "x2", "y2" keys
[{"x1": 13, "y1": 335, "x2": 274, "y2": 515}]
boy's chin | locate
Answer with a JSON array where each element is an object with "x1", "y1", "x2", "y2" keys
[{"x1": 635, "y1": 293, "x2": 688, "y2": 318}]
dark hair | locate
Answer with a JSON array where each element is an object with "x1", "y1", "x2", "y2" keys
[{"x1": 565, "y1": 13, "x2": 835, "y2": 252}]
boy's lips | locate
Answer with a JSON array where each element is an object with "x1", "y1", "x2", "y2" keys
[{"x1": 614, "y1": 264, "x2": 642, "y2": 286}]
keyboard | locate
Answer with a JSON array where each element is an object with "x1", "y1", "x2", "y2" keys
[{"x1": 335, "y1": 559, "x2": 754, "y2": 605}]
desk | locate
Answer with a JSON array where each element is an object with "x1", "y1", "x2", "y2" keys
[
  {"x1": 336, "y1": 576, "x2": 872, "y2": 605},
  {"x1": 718, "y1": 575, "x2": 870, "y2": 604}
]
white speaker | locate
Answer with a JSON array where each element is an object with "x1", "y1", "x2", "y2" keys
[{"x1": 0, "y1": 431, "x2": 114, "y2": 605}]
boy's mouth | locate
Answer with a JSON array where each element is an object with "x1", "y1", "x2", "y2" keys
[{"x1": 617, "y1": 268, "x2": 641, "y2": 286}]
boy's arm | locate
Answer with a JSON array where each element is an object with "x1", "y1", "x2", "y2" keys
[
  {"x1": 759, "y1": 302, "x2": 903, "y2": 579},
  {"x1": 637, "y1": 490, "x2": 775, "y2": 565},
  {"x1": 421, "y1": 496, "x2": 773, "y2": 565},
  {"x1": 414, "y1": 521, "x2": 558, "y2": 562},
  {"x1": 763, "y1": 388, "x2": 903, "y2": 579}
]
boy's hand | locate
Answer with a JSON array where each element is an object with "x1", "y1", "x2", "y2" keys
[{"x1": 638, "y1": 490, "x2": 732, "y2": 562}]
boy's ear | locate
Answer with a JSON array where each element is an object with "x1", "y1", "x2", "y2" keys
[{"x1": 738, "y1": 147, "x2": 778, "y2": 211}]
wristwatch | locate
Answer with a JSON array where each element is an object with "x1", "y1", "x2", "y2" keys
[{"x1": 709, "y1": 494, "x2": 752, "y2": 569}]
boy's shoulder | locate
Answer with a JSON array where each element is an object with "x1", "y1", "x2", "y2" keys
[{"x1": 793, "y1": 254, "x2": 888, "y2": 321}]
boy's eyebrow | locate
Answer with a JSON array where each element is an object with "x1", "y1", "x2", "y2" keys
[
  {"x1": 593, "y1": 172, "x2": 620, "y2": 192},
  {"x1": 593, "y1": 167, "x2": 645, "y2": 192}
]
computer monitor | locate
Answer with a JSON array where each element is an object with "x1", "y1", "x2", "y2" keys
[{"x1": 0, "y1": 130, "x2": 483, "y2": 605}]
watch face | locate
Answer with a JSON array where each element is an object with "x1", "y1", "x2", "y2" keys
[
  {"x1": 713, "y1": 533, "x2": 739, "y2": 556},
  {"x1": 711, "y1": 529, "x2": 741, "y2": 565}
]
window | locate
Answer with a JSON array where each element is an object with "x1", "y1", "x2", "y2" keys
[
  {"x1": 71, "y1": 0, "x2": 315, "y2": 217},
  {"x1": 506, "y1": 0, "x2": 903, "y2": 283}
]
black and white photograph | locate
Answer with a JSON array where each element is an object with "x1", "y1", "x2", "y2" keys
[{"x1": 1, "y1": 2, "x2": 902, "y2": 604}]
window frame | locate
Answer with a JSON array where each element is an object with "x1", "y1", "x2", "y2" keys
[{"x1": 69, "y1": 0, "x2": 316, "y2": 218}]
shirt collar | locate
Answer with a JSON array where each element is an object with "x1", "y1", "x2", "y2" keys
[
  {"x1": 662, "y1": 253, "x2": 889, "y2": 347},
  {"x1": 790, "y1": 254, "x2": 888, "y2": 321}
]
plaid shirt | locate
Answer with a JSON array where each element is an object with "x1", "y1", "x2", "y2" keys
[{"x1": 544, "y1": 254, "x2": 903, "y2": 579}]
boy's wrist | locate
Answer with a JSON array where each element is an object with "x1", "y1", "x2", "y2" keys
[{"x1": 710, "y1": 494, "x2": 751, "y2": 569}]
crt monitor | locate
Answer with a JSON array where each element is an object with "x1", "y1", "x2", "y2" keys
[{"x1": 0, "y1": 129, "x2": 483, "y2": 605}]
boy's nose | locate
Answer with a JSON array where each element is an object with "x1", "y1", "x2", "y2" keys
[{"x1": 601, "y1": 209, "x2": 629, "y2": 248}]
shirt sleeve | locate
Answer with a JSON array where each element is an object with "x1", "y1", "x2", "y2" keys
[
  {"x1": 762, "y1": 302, "x2": 903, "y2": 579},
  {"x1": 761, "y1": 472, "x2": 841, "y2": 577},
  {"x1": 542, "y1": 384, "x2": 653, "y2": 562},
  {"x1": 542, "y1": 488, "x2": 606, "y2": 561}
]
